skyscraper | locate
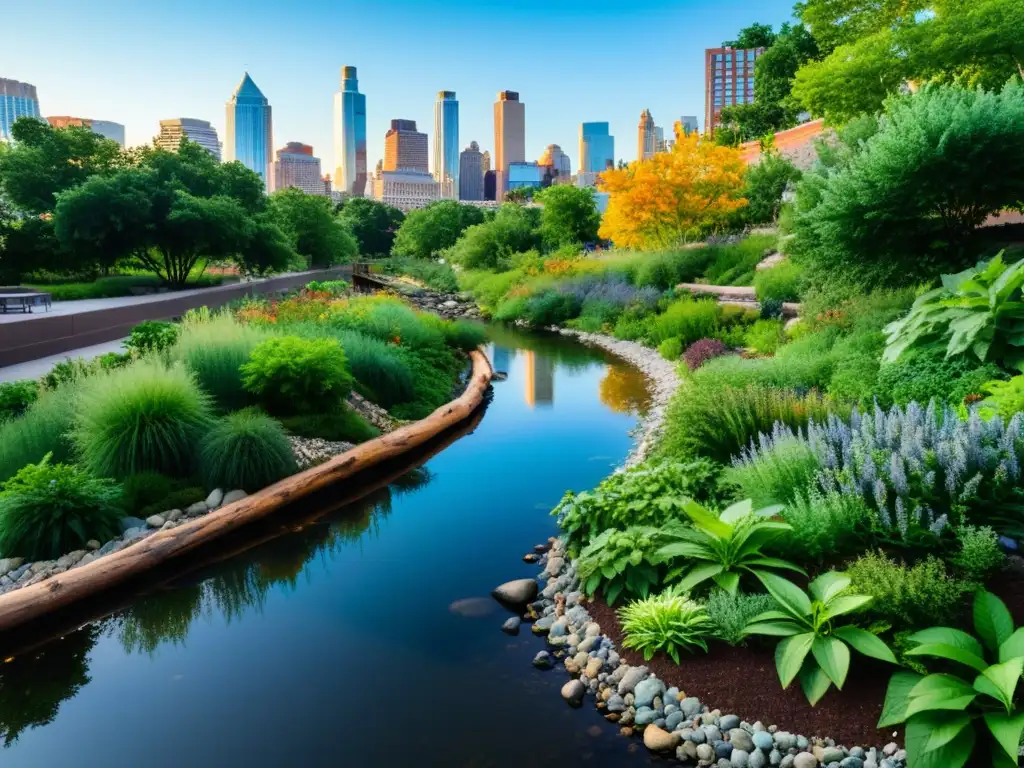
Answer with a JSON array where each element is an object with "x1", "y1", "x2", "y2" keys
[
  {"x1": 680, "y1": 116, "x2": 699, "y2": 136},
  {"x1": 459, "y1": 141, "x2": 484, "y2": 201},
  {"x1": 579, "y1": 122, "x2": 614, "y2": 173},
  {"x1": 225, "y1": 73, "x2": 273, "y2": 189},
  {"x1": 271, "y1": 142, "x2": 325, "y2": 195},
  {"x1": 47, "y1": 116, "x2": 126, "y2": 147},
  {"x1": 705, "y1": 46, "x2": 764, "y2": 134},
  {"x1": 493, "y1": 91, "x2": 525, "y2": 198},
  {"x1": 0, "y1": 78, "x2": 41, "y2": 141},
  {"x1": 538, "y1": 144, "x2": 571, "y2": 177},
  {"x1": 481, "y1": 150, "x2": 491, "y2": 174},
  {"x1": 383, "y1": 119, "x2": 428, "y2": 172},
  {"x1": 156, "y1": 118, "x2": 222, "y2": 160},
  {"x1": 333, "y1": 66, "x2": 368, "y2": 197},
  {"x1": 638, "y1": 109, "x2": 655, "y2": 161},
  {"x1": 433, "y1": 91, "x2": 459, "y2": 199}
]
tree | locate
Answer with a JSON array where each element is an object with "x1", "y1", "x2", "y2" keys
[
  {"x1": 598, "y1": 131, "x2": 747, "y2": 249},
  {"x1": 741, "y1": 153, "x2": 802, "y2": 225},
  {"x1": 335, "y1": 197, "x2": 404, "y2": 256},
  {"x1": 444, "y1": 204, "x2": 540, "y2": 270},
  {"x1": 789, "y1": 81, "x2": 1024, "y2": 290},
  {"x1": 794, "y1": 0, "x2": 922, "y2": 54},
  {"x1": 270, "y1": 188, "x2": 356, "y2": 268},
  {"x1": 535, "y1": 185, "x2": 601, "y2": 248},
  {"x1": 238, "y1": 214, "x2": 297, "y2": 276},
  {"x1": 0, "y1": 118, "x2": 125, "y2": 216},
  {"x1": 724, "y1": 22, "x2": 777, "y2": 49},
  {"x1": 391, "y1": 200, "x2": 485, "y2": 259}
]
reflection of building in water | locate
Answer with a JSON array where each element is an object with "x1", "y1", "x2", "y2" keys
[
  {"x1": 492, "y1": 345, "x2": 512, "y2": 376},
  {"x1": 524, "y1": 350, "x2": 554, "y2": 407}
]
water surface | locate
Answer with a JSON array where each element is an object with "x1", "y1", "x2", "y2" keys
[{"x1": 1, "y1": 327, "x2": 657, "y2": 767}]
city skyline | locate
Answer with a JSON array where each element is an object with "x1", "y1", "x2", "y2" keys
[{"x1": 5, "y1": 0, "x2": 795, "y2": 171}]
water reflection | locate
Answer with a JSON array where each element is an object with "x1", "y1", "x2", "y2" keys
[
  {"x1": 524, "y1": 350, "x2": 555, "y2": 407},
  {"x1": 599, "y1": 365, "x2": 652, "y2": 415}
]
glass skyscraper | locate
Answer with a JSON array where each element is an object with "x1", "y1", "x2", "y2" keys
[
  {"x1": 432, "y1": 91, "x2": 459, "y2": 199},
  {"x1": 579, "y1": 122, "x2": 614, "y2": 173},
  {"x1": 225, "y1": 73, "x2": 273, "y2": 189},
  {"x1": 0, "y1": 78, "x2": 41, "y2": 141},
  {"x1": 333, "y1": 66, "x2": 367, "y2": 197}
]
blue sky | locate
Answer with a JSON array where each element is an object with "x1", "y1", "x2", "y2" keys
[{"x1": 5, "y1": 0, "x2": 795, "y2": 175}]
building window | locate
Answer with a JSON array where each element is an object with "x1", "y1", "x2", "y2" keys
[
  {"x1": 747, "y1": 50, "x2": 756, "y2": 61},
  {"x1": 714, "y1": 54, "x2": 722, "y2": 61},
  {"x1": 725, "y1": 54, "x2": 733, "y2": 63}
]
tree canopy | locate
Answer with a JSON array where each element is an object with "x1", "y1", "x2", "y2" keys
[
  {"x1": 335, "y1": 197, "x2": 404, "y2": 257},
  {"x1": 270, "y1": 188, "x2": 357, "y2": 268},
  {"x1": 391, "y1": 200, "x2": 485, "y2": 259},
  {"x1": 443, "y1": 204, "x2": 540, "y2": 270},
  {"x1": 536, "y1": 185, "x2": 601, "y2": 249},
  {"x1": 724, "y1": 22, "x2": 777, "y2": 49}
]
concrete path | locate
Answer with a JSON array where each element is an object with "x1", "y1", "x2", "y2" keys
[{"x1": 0, "y1": 338, "x2": 127, "y2": 383}]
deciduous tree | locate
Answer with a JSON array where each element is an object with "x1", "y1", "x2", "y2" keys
[
  {"x1": 535, "y1": 185, "x2": 600, "y2": 249},
  {"x1": 335, "y1": 197, "x2": 404, "y2": 257},
  {"x1": 270, "y1": 187, "x2": 356, "y2": 268},
  {"x1": 391, "y1": 200, "x2": 484, "y2": 259}
]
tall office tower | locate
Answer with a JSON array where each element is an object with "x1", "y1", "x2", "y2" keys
[
  {"x1": 493, "y1": 90, "x2": 525, "y2": 197},
  {"x1": 225, "y1": 73, "x2": 273, "y2": 188},
  {"x1": 432, "y1": 90, "x2": 459, "y2": 198},
  {"x1": 680, "y1": 116, "x2": 699, "y2": 136},
  {"x1": 459, "y1": 141, "x2": 484, "y2": 201},
  {"x1": 47, "y1": 116, "x2": 126, "y2": 146},
  {"x1": 271, "y1": 142, "x2": 325, "y2": 195},
  {"x1": 637, "y1": 109, "x2": 655, "y2": 160},
  {"x1": 0, "y1": 78, "x2": 41, "y2": 141},
  {"x1": 579, "y1": 122, "x2": 614, "y2": 173},
  {"x1": 383, "y1": 119, "x2": 428, "y2": 172},
  {"x1": 705, "y1": 46, "x2": 764, "y2": 134},
  {"x1": 538, "y1": 144, "x2": 571, "y2": 177},
  {"x1": 333, "y1": 65, "x2": 368, "y2": 197},
  {"x1": 483, "y1": 169, "x2": 496, "y2": 201},
  {"x1": 155, "y1": 118, "x2": 222, "y2": 160},
  {"x1": 481, "y1": 149, "x2": 491, "y2": 174}
]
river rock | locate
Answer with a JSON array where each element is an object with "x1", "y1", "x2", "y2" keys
[
  {"x1": 85, "y1": 540, "x2": 101, "y2": 550},
  {"x1": 205, "y1": 488, "x2": 224, "y2": 509},
  {"x1": 532, "y1": 651, "x2": 553, "y2": 669},
  {"x1": 839, "y1": 758, "x2": 863, "y2": 768},
  {"x1": 697, "y1": 744, "x2": 715, "y2": 762},
  {"x1": 185, "y1": 501, "x2": 208, "y2": 516},
  {"x1": 749, "y1": 750, "x2": 767, "y2": 768},
  {"x1": 449, "y1": 597, "x2": 495, "y2": 617},
  {"x1": 719, "y1": 714, "x2": 740, "y2": 731},
  {"x1": 793, "y1": 754, "x2": 817, "y2": 768},
  {"x1": 617, "y1": 666, "x2": 648, "y2": 695},
  {"x1": 753, "y1": 731, "x2": 774, "y2": 751},
  {"x1": 0, "y1": 558, "x2": 23, "y2": 575},
  {"x1": 221, "y1": 489, "x2": 247, "y2": 506},
  {"x1": 492, "y1": 578, "x2": 538, "y2": 605},
  {"x1": 145, "y1": 514, "x2": 165, "y2": 528},
  {"x1": 774, "y1": 732, "x2": 797, "y2": 751},
  {"x1": 634, "y1": 677, "x2": 665, "y2": 708},
  {"x1": 545, "y1": 556, "x2": 564, "y2": 577},
  {"x1": 501, "y1": 617, "x2": 521, "y2": 634},
  {"x1": 165, "y1": 509, "x2": 183, "y2": 522},
  {"x1": 584, "y1": 657, "x2": 603, "y2": 678},
  {"x1": 606, "y1": 694, "x2": 626, "y2": 713},
  {"x1": 119, "y1": 516, "x2": 146, "y2": 533},
  {"x1": 731, "y1": 749, "x2": 751, "y2": 767},
  {"x1": 561, "y1": 679, "x2": 586, "y2": 705},
  {"x1": 814, "y1": 746, "x2": 844, "y2": 764},
  {"x1": 643, "y1": 724, "x2": 679, "y2": 752}
]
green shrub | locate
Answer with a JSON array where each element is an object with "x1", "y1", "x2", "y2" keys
[
  {"x1": 876, "y1": 346, "x2": 1005, "y2": 407},
  {"x1": 72, "y1": 360, "x2": 213, "y2": 479},
  {"x1": 443, "y1": 320, "x2": 486, "y2": 352},
  {"x1": 726, "y1": 434, "x2": 820, "y2": 507},
  {"x1": 612, "y1": 309, "x2": 650, "y2": 341},
  {"x1": 705, "y1": 589, "x2": 778, "y2": 646},
  {"x1": 741, "y1": 152, "x2": 802, "y2": 225},
  {"x1": 169, "y1": 313, "x2": 271, "y2": 412},
  {"x1": 304, "y1": 279, "x2": 350, "y2": 295},
  {"x1": 0, "y1": 384, "x2": 80, "y2": 483},
  {"x1": 744, "y1": 319, "x2": 785, "y2": 355},
  {"x1": 333, "y1": 297, "x2": 446, "y2": 351},
  {"x1": 577, "y1": 526, "x2": 665, "y2": 604},
  {"x1": 199, "y1": 409, "x2": 298, "y2": 492},
  {"x1": 981, "y1": 375, "x2": 1024, "y2": 420},
  {"x1": 523, "y1": 291, "x2": 581, "y2": 327},
  {"x1": 120, "y1": 471, "x2": 176, "y2": 514},
  {"x1": 703, "y1": 234, "x2": 776, "y2": 285},
  {"x1": 125, "y1": 320, "x2": 179, "y2": 356},
  {"x1": 279, "y1": 408, "x2": 379, "y2": 444},
  {"x1": 319, "y1": 328, "x2": 415, "y2": 407},
  {"x1": 846, "y1": 551, "x2": 970, "y2": 630},
  {"x1": 649, "y1": 298, "x2": 721, "y2": 345},
  {"x1": 493, "y1": 295, "x2": 529, "y2": 322},
  {"x1": 381, "y1": 257, "x2": 459, "y2": 293},
  {"x1": 951, "y1": 525, "x2": 1004, "y2": 583},
  {"x1": 658, "y1": 338, "x2": 682, "y2": 361},
  {"x1": 754, "y1": 260, "x2": 802, "y2": 302},
  {"x1": 388, "y1": 345, "x2": 465, "y2": 420},
  {"x1": 773, "y1": 490, "x2": 871, "y2": 563},
  {"x1": 41, "y1": 357, "x2": 97, "y2": 389},
  {"x1": 137, "y1": 486, "x2": 205, "y2": 519},
  {"x1": 241, "y1": 336, "x2": 353, "y2": 416},
  {"x1": 0, "y1": 454, "x2": 123, "y2": 560},
  {"x1": 0, "y1": 380, "x2": 38, "y2": 422},
  {"x1": 618, "y1": 588, "x2": 712, "y2": 662},
  {"x1": 554, "y1": 459, "x2": 723, "y2": 555}
]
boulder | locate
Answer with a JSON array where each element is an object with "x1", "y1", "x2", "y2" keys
[
  {"x1": 205, "y1": 488, "x2": 224, "y2": 509},
  {"x1": 617, "y1": 666, "x2": 648, "y2": 695},
  {"x1": 491, "y1": 578, "x2": 538, "y2": 606},
  {"x1": 561, "y1": 679, "x2": 586, "y2": 706},
  {"x1": 221, "y1": 489, "x2": 247, "y2": 506},
  {"x1": 643, "y1": 724, "x2": 679, "y2": 752},
  {"x1": 119, "y1": 516, "x2": 146, "y2": 533},
  {"x1": 501, "y1": 617, "x2": 521, "y2": 635}
]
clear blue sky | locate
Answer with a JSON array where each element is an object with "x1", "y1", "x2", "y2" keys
[{"x1": 6, "y1": 0, "x2": 795, "y2": 174}]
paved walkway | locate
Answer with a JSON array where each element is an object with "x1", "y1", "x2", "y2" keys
[{"x1": 0, "y1": 338, "x2": 127, "y2": 382}]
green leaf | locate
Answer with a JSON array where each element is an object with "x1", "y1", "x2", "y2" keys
[
  {"x1": 776, "y1": 632, "x2": 816, "y2": 688},
  {"x1": 905, "y1": 692, "x2": 977, "y2": 718},
  {"x1": 820, "y1": 595, "x2": 873, "y2": 621},
  {"x1": 998, "y1": 627, "x2": 1024, "y2": 663},
  {"x1": 683, "y1": 500, "x2": 731, "y2": 538},
  {"x1": 755, "y1": 571, "x2": 812, "y2": 621},
  {"x1": 798, "y1": 663, "x2": 832, "y2": 706},
  {"x1": 922, "y1": 712, "x2": 972, "y2": 754},
  {"x1": 984, "y1": 711, "x2": 1024, "y2": 761},
  {"x1": 812, "y1": 635, "x2": 850, "y2": 689},
  {"x1": 975, "y1": 657, "x2": 1024, "y2": 709},
  {"x1": 744, "y1": 556, "x2": 807, "y2": 574},
  {"x1": 878, "y1": 671, "x2": 924, "y2": 728},
  {"x1": 833, "y1": 626, "x2": 897, "y2": 663},
  {"x1": 906, "y1": 643, "x2": 988, "y2": 673},
  {"x1": 809, "y1": 571, "x2": 850, "y2": 604},
  {"x1": 905, "y1": 713, "x2": 975, "y2": 768},
  {"x1": 974, "y1": 591, "x2": 1014, "y2": 654},
  {"x1": 712, "y1": 570, "x2": 741, "y2": 595},
  {"x1": 910, "y1": 673, "x2": 977, "y2": 700},
  {"x1": 744, "y1": 620, "x2": 804, "y2": 637},
  {"x1": 908, "y1": 627, "x2": 986, "y2": 659},
  {"x1": 718, "y1": 498, "x2": 753, "y2": 525},
  {"x1": 677, "y1": 563, "x2": 724, "y2": 592},
  {"x1": 748, "y1": 609, "x2": 793, "y2": 623}
]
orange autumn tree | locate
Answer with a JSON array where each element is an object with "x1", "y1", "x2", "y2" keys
[{"x1": 598, "y1": 125, "x2": 747, "y2": 249}]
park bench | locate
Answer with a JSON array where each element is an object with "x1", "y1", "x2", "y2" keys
[{"x1": 0, "y1": 291, "x2": 52, "y2": 314}]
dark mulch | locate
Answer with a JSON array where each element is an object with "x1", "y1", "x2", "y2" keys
[
  {"x1": 987, "y1": 555, "x2": 1024, "y2": 625},
  {"x1": 587, "y1": 597, "x2": 899, "y2": 748}
]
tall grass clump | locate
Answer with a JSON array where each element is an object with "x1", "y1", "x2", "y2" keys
[
  {"x1": 726, "y1": 433, "x2": 820, "y2": 506},
  {"x1": 705, "y1": 590, "x2": 779, "y2": 646},
  {"x1": 333, "y1": 297, "x2": 446, "y2": 351},
  {"x1": 442, "y1": 320, "x2": 487, "y2": 352},
  {"x1": 72, "y1": 360, "x2": 214, "y2": 479},
  {"x1": 0, "y1": 384, "x2": 80, "y2": 483},
  {"x1": 753, "y1": 260, "x2": 803, "y2": 302},
  {"x1": 169, "y1": 313, "x2": 271, "y2": 412},
  {"x1": 772, "y1": 490, "x2": 871, "y2": 562},
  {"x1": 199, "y1": 409, "x2": 298, "y2": 492},
  {"x1": 649, "y1": 298, "x2": 721, "y2": 345},
  {"x1": 331, "y1": 329, "x2": 415, "y2": 407}
]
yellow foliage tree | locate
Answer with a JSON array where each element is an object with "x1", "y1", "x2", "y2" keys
[{"x1": 598, "y1": 126, "x2": 747, "y2": 249}]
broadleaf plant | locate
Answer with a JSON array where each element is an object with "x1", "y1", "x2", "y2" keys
[
  {"x1": 656, "y1": 499, "x2": 805, "y2": 595},
  {"x1": 576, "y1": 526, "x2": 665, "y2": 605},
  {"x1": 879, "y1": 591, "x2": 1024, "y2": 768},
  {"x1": 745, "y1": 570, "x2": 896, "y2": 705},
  {"x1": 883, "y1": 251, "x2": 1024, "y2": 371},
  {"x1": 617, "y1": 585, "x2": 713, "y2": 663}
]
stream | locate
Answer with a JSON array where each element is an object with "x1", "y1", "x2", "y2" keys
[{"x1": 0, "y1": 326, "x2": 658, "y2": 767}]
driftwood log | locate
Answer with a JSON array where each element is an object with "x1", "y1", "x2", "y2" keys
[{"x1": 0, "y1": 349, "x2": 493, "y2": 635}]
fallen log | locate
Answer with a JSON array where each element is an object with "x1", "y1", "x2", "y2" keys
[{"x1": 0, "y1": 349, "x2": 493, "y2": 634}]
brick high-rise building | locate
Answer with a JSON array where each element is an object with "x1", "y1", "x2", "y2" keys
[
  {"x1": 493, "y1": 90, "x2": 525, "y2": 198},
  {"x1": 704, "y1": 46, "x2": 764, "y2": 135},
  {"x1": 383, "y1": 119, "x2": 428, "y2": 173},
  {"x1": 637, "y1": 109, "x2": 655, "y2": 161},
  {"x1": 271, "y1": 142, "x2": 326, "y2": 195}
]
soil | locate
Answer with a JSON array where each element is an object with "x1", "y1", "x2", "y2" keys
[{"x1": 586, "y1": 597, "x2": 899, "y2": 749}]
